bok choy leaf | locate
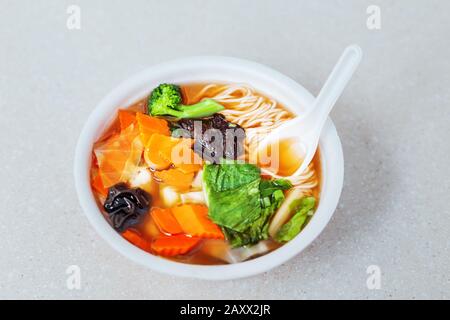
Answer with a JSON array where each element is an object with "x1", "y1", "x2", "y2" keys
[
  {"x1": 275, "y1": 196, "x2": 316, "y2": 243},
  {"x1": 203, "y1": 161, "x2": 293, "y2": 247}
]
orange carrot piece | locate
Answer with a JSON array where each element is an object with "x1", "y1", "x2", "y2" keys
[
  {"x1": 151, "y1": 235, "x2": 200, "y2": 257},
  {"x1": 151, "y1": 208, "x2": 183, "y2": 235},
  {"x1": 177, "y1": 162, "x2": 202, "y2": 174},
  {"x1": 172, "y1": 142, "x2": 203, "y2": 173},
  {"x1": 144, "y1": 134, "x2": 202, "y2": 173},
  {"x1": 136, "y1": 112, "x2": 170, "y2": 145},
  {"x1": 144, "y1": 216, "x2": 162, "y2": 238},
  {"x1": 122, "y1": 229, "x2": 152, "y2": 252},
  {"x1": 171, "y1": 204, "x2": 224, "y2": 239},
  {"x1": 153, "y1": 168, "x2": 194, "y2": 190},
  {"x1": 144, "y1": 133, "x2": 179, "y2": 170},
  {"x1": 160, "y1": 137, "x2": 192, "y2": 164},
  {"x1": 118, "y1": 109, "x2": 136, "y2": 131}
]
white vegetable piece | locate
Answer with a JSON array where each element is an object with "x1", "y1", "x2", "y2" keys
[
  {"x1": 129, "y1": 167, "x2": 151, "y2": 187},
  {"x1": 129, "y1": 167, "x2": 156, "y2": 194},
  {"x1": 268, "y1": 188, "x2": 305, "y2": 238},
  {"x1": 228, "y1": 241, "x2": 276, "y2": 263},
  {"x1": 201, "y1": 240, "x2": 276, "y2": 264},
  {"x1": 160, "y1": 186, "x2": 181, "y2": 207},
  {"x1": 180, "y1": 191, "x2": 205, "y2": 204}
]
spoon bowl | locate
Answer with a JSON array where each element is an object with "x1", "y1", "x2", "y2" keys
[{"x1": 258, "y1": 45, "x2": 362, "y2": 177}]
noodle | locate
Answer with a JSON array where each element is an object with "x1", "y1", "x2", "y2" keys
[{"x1": 194, "y1": 83, "x2": 318, "y2": 191}]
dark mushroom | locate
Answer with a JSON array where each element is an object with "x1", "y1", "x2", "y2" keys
[{"x1": 103, "y1": 183, "x2": 151, "y2": 232}]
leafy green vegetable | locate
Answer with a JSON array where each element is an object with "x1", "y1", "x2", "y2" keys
[
  {"x1": 204, "y1": 161, "x2": 293, "y2": 247},
  {"x1": 206, "y1": 178, "x2": 262, "y2": 232},
  {"x1": 259, "y1": 179, "x2": 292, "y2": 197},
  {"x1": 203, "y1": 161, "x2": 260, "y2": 192},
  {"x1": 224, "y1": 189, "x2": 286, "y2": 247},
  {"x1": 222, "y1": 228, "x2": 258, "y2": 248},
  {"x1": 204, "y1": 162, "x2": 261, "y2": 232},
  {"x1": 275, "y1": 196, "x2": 316, "y2": 243},
  {"x1": 148, "y1": 84, "x2": 224, "y2": 118}
]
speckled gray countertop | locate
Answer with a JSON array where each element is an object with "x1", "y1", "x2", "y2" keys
[{"x1": 0, "y1": 0, "x2": 449, "y2": 299}]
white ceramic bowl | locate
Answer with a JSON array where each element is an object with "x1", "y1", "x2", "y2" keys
[{"x1": 74, "y1": 56, "x2": 344, "y2": 280}]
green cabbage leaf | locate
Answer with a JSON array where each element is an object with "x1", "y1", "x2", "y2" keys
[{"x1": 203, "y1": 161, "x2": 292, "y2": 247}]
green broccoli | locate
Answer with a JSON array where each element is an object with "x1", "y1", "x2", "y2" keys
[{"x1": 148, "y1": 83, "x2": 224, "y2": 118}]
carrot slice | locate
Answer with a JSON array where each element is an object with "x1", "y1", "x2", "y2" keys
[
  {"x1": 153, "y1": 168, "x2": 194, "y2": 190},
  {"x1": 151, "y1": 235, "x2": 200, "y2": 257},
  {"x1": 172, "y1": 142, "x2": 203, "y2": 173},
  {"x1": 118, "y1": 109, "x2": 136, "y2": 131},
  {"x1": 151, "y1": 208, "x2": 183, "y2": 235},
  {"x1": 122, "y1": 229, "x2": 152, "y2": 252},
  {"x1": 136, "y1": 112, "x2": 170, "y2": 145},
  {"x1": 161, "y1": 137, "x2": 193, "y2": 164},
  {"x1": 171, "y1": 204, "x2": 224, "y2": 239},
  {"x1": 144, "y1": 134, "x2": 179, "y2": 170},
  {"x1": 144, "y1": 216, "x2": 162, "y2": 238},
  {"x1": 144, "y1": 134, "x2": 202, "y2": 173},
  {"x1": 176, "y1": 161, "x2": 202, "y2": 174}
]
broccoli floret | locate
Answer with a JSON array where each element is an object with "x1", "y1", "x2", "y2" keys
[{"x1": 148, "y1": 84, "x2": 224, "y2": 118}]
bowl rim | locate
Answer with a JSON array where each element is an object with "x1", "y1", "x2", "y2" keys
[{"x1": 74, "y1": 56, "x2": 344, "y2": 280}]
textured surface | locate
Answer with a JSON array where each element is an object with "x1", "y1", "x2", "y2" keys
[{"x1": 0, "y1": 0, "x2": 449, "y2": 299}]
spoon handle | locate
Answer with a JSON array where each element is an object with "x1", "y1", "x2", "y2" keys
[
  {"x1": 294, "y1": 45, "x2": 362, "y2": 176},
  {"x1": 308, "y1": 45, "x2": 363, "y2": 129}
]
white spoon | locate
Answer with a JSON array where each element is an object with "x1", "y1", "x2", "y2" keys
[{"x1": 258, "y1": 45, "x2": 362, "y2": 176}]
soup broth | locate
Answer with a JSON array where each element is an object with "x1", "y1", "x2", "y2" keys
[{"x1": 91, "y1": 82, "x2": 321, "y2": 265}]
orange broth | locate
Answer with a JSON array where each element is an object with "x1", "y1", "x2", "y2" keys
[{"x1": 90, "y1": 83, "x2": 321, "y2": 265}]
